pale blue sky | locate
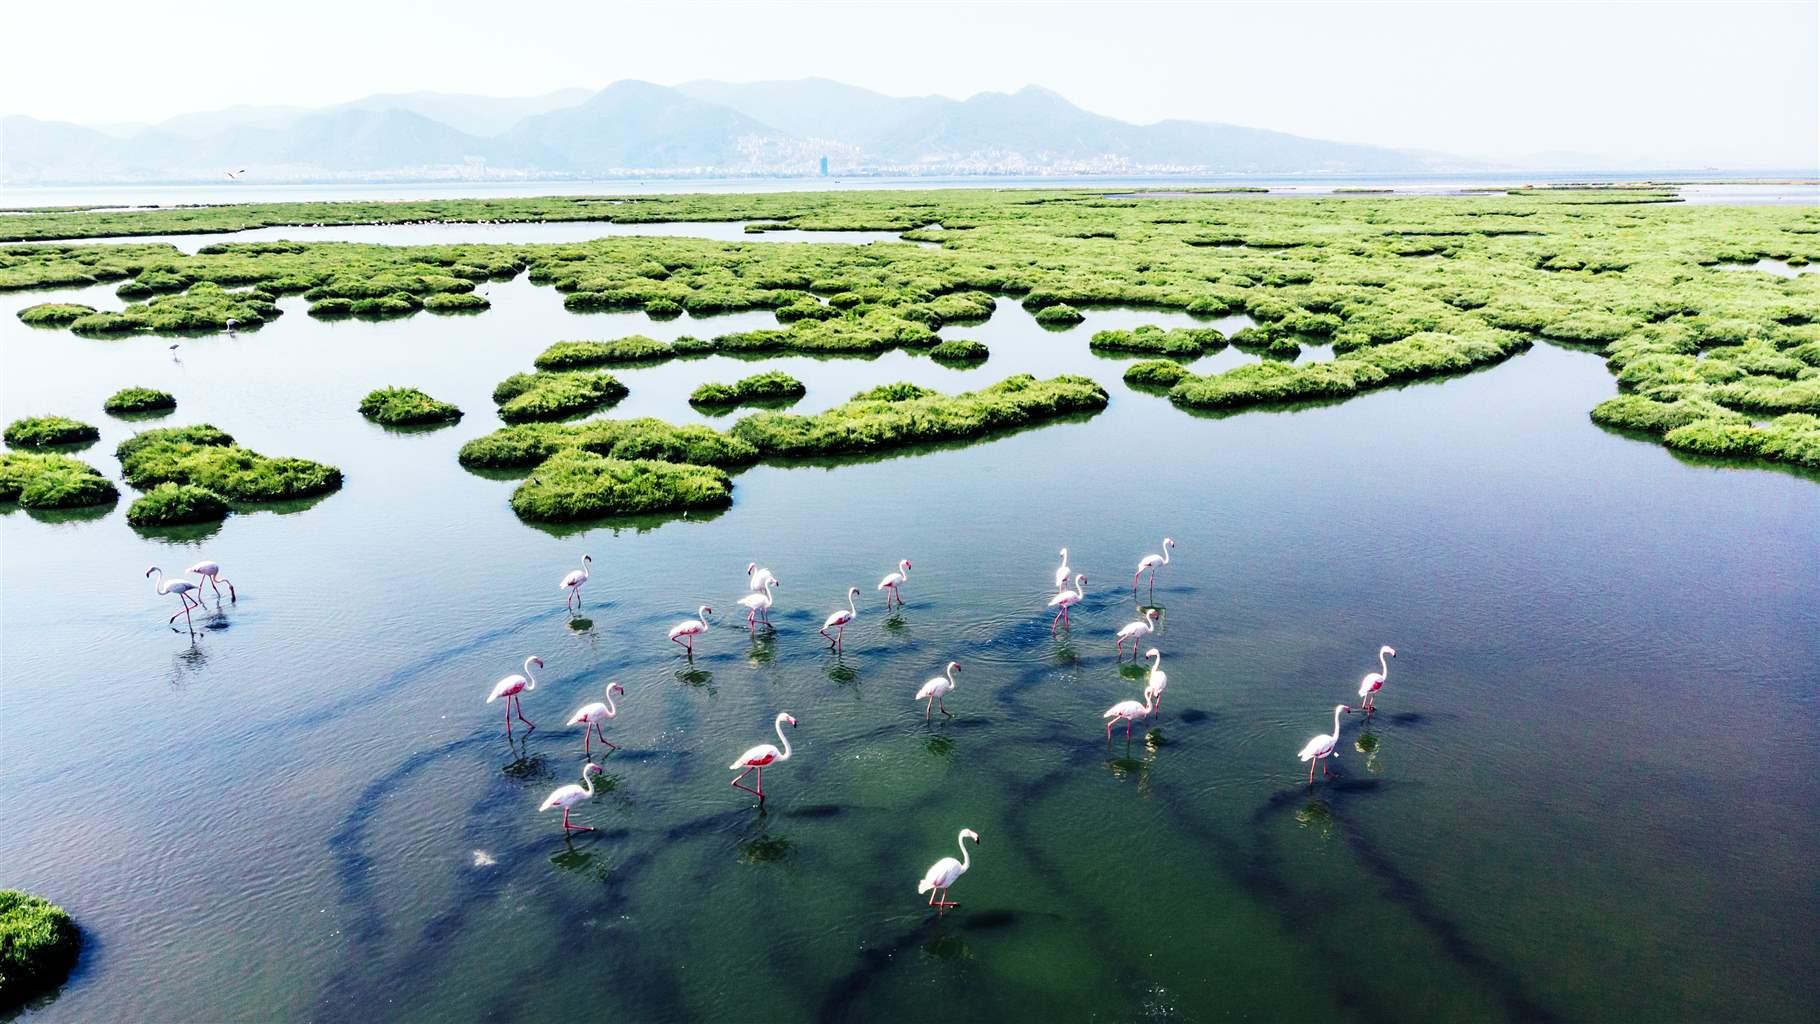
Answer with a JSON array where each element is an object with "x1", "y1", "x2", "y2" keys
[{"x1": 5, "y1": 0, "x2": 1815, "y2": 167}]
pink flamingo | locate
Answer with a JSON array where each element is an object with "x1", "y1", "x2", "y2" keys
[
  {"x1": 738, "y1": 576, "x2": 779, "y2": 630},
  {"x1": 559, "y1": 554, "x2": 592, "y2": 611},
  {"x1": 1133, "y1": 537, "x2": 1175, "y2": 596},
  {"x1": 1048, "y1": 573, "x2": 1086, "y2": 633},
  {"x1": 186, "y1": 560, "x2": 236, "y2": 603},
  {"x1": 1358, "y1": 645, "x2": 1397, "y2": 714},
  {"x1": 1143, "y1": 648, "x2": 1168, "y2": 713},
  {"x1": 1298, "y1": 704, "x2": 1354, "y2": 783},
  {"x1": 729, "y1": 712, "x2": 796, "y2": 799},
  {"x1": 915, "y1": 661, "x2": 961, "y2": 719},
  {"x1": 821, "y1": 586, "x2": 860, "y2": 650},
  {"x1": 540, "y1": 763, "x2": 603, "y2": 833},
  {"x1": 746, "y1": 562, "x2": 777, "y2": 593},
  {"x1": 1103, "y1": 689, "x2": 1157, "y2": 741},
  {"x1": 566, "y1": 683, "x2": 625, "y2": 756},
  {"x1": 1115, "y1": 608, "x2": 1160, "y2": 658},
  {"x1": 1054, "y1": 547, "x2": 1072, "y2": 591},
  {"x1": 145, "y1": 566, "x2": 202, "y2": 629},
  {"x1": 668, "y1": 605, "x2": 712, "y2": 655},
  {"x1": 917, "y1": 828, "x2": 980, "y2": 913},
  {"x1": 485, "y1": 655, "x2": 542, "y2": 736},
  {"x1": 878, "y1": 558, "x2": 912, "y2": 610}
]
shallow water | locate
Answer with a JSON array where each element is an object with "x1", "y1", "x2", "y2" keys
[
  {"x1": 3, "y1": 239, "x2": 1818, "y2": 1022},
  {"x1": 1715, "y1": 258, "x2": 1818, "y2": 279}
]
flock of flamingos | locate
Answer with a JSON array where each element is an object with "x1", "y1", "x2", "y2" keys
[{"x1": 144, "y1": 538, "x2": 1398, "y2": 912}]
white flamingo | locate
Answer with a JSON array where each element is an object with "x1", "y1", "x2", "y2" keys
[
  {"x1": 485, "y1": 656, "x2": 543, "y2": 736},
  {"x1": 1115, "y1": 608, "x2": 1160, "y2": 658},
  {"x1": 738, "y1": 576, "x2": 780, "y2": 630},
  {"x1": 821, "y1": 586, "x2": 860, "y2": 650},
  {"x1": 1133, "y1": 537, "x2": 1175, "y2": 596},
  {"x1": 746, "y1": 562, "x2": 777, "y2": 593},
  {"x1": 145, "y1": 566, "x2": 202, "y2": 629},
  {"x1": 1358, "y1": 645, "x2": 1397, "y2": 714},
  {"x1": 559, "y1": 554, "x2": 592, "y2": 611},
  {"x1": 1048, "y1": 573, "x2": 1086, "y2": 633},
  {"x1": 540, "y1": 763, "x2": 603, "y2": 833},
  {"x1": 1053, "y1": 547, "x2": 1071, "y2": 590},
  {"x1": 917, "y1": 828, "x2": 981, "y2": 912},
  {"x1": 185, "y1": 560, "x2": 236, "y2": 602},
  {"x1": 878, "y1": 558, "x2": 912, "y2": 610},
  {"x1": 729, "y1": 712, "x2": 796, "y2": 799},
  {"x1": 566, "y1": 683, "x2": 625, "y2": 757},
  {"x1": 668, "y1": 605, "x2": 712, "y2": 655},
  {"x1": 1143, "y1": 648, "x2": 1168, "y2": 713},
  {"x1": 1103, "y1": 689, "x2": 1156, "y2": 741},
  {"x1": 915, "y1": 661, "x2": 962, "y2": 719},
  {"x1": 1298, "y1": 704, "x2": 1354, "y2": 783}
]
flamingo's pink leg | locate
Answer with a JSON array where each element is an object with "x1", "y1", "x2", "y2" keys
[
  {"x1": 1106, "y1": 718, "x2": 1116, "y2": 739},
  {"x1": 1308, "y1": 761, "x2": 1316, "y2": 784},
  {"x1": 595, "y1": 723, "x2": 617, "y2": 751},
  {"x1": 939, "y1": 697, "x2": 949, "y2": 717},
  {"x1": 924, "y1": 699, "x2": 933, "y2": 720},
  {"x1": 513, "y1": 695, "x2": 534, "y2": 731}
]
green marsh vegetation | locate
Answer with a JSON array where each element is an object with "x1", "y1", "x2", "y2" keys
[
  {"x1": 113, "y1": 425, "x2": 342, "y2": 523},
  {"x1": 929, "y1": 338, "x2": 989, "y2": 364},
  {"x1": 689, "y1": 371, "x2": 807, "y2": 408},
  {"x1": 5, "y1": 188, "x2": 1817, "y2": 474},
  {"x1": 103, "y1": 386, "x2": 177, "y2": 415},
  {"x1": 492, "y1": 371, "x2": 629, "y2": 422},
  {"x1": 535, "y1": 336, "x2": 676, "y2": 369},
  {"x1": 0, "y1": 890, "x2": 80, "y2": 1011},
  {"x1": 126, "y1": 482, "x2": 231, "y2": 526},
  {"x1": 1089, "y1": 325, "x2": 1225, "y2": 359},
  {"x1": 358, "y1": 387, "x2": 463, "y2": 426},
  {"x1": 0, "y1": 451, "x2": 118, "y2": 510},
  {"x1": 509, "y1": 451, "x2": 733, "y2": 521},
  {"x1": 4, "y1": 416, "x2": 99, "y2": 449}
]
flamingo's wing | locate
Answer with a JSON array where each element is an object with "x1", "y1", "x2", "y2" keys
[
  {"x1": 729, "y1": 744, "x2": 777, "y2": 769},
  {"x1": 1359, "y1": 672, "x2": 1385, "y2": 697},
  {"x1": 919, "y1": 857, "x2": 960, "y2": 893},
  {"x1": 540, "y1": 784, "x2": 580, "y2": 811},
  {"x1": 568, "y1": 703, "x2": 606, "y2": 725},
  {"x1": 1297, "y1": 735, "x2": 1328, "y2": 761}
]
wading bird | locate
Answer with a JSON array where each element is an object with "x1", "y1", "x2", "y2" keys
[
  {"x1": 1133, "y1": 537, "x2": 1175, "y2": 596},
  {"x1": 566, "y1": 683, "x2": 625, "y2": 757},
  {"x1": 1115, "y1": 608, "x2": 1160, "y2": 658},
  {"x1": 1054, "y1": 547, "x2": 1071, "y2": 590},
  {"x1": 540, "y1": 763, "x2": 603, "y2": 833},
  {"x1": 1144, "y1": 648, "x2": 1168, "y2": 713},
  {"x1": 915, "y1": 661, "x2": 962, "y2": 719},
  {"x1": 145, "y1": 566, "x2": 202, "y2": 629},
  {"x1": 1358, "y1": 645, "x2": 1397, "y2": 714},
  {"x1": 668, "y1": 606, "x2": 712, "y2": 655},
  {"x1": 738, "y1": 576, "x2": 779, "y2": 630},
  {"x1": 185, "y1": 560, "x2": 236, "y2": 603},
  {"x1": 559, "y1": 554, "x2": 592, "y2": 611},
  {"x1": 1298, "y1": 704, "x2": 1353, "y2": 783},
  {"x1": 917, "y1": 828, "x2": 981, "y2": 912},
  {"x1": 729, "y1": 712, "x2": 796, "y2": 799},
  {"x1": 746, "y1": 562, "x2": 777, "y2": 593},
  {"x1": 1049, "y1": 573, "x2": 1086, "y2": 633},
  {"x1": 878, "y1": 558, "x2": 912, "y2": 610},
  {"x1": 485, "y1": 655, "x2": 543, "y2": 736},
  {"x1": 821, "y1": 587, "x2": 860, "y2": 650},
  {"x1": 1103, "y1": 689, "x2": 1157, "y2": 740}
]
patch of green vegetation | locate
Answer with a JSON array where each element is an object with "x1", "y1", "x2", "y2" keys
[
  {"x1": 1169, "y1": 330, "x2": 1529, "y2": 409},
  {"x1": 17, "y1": 303, "x2": 95, "y2": 326},
  {"x1": 534, "y1": 336, "x2": 674, "y2": 369},
  {"x1": 358, "y1": 387, "x2": 462, "y2": 426},
  {"x1": 68, "y1": 282, "x2": 279, "y2": 334},
  {"x1": 103, "y1": 387, "x2": 177, "y2": 415},
  {"x1": 116, "y1": 424, "x2": 342, "y2": 501},
  {"x1": 423, "y1": 291, "x2": 490, "y2": 313},
  {"x1": 929, "y1": 338, "x2": 989, "y2": 364},
  {"x1": 1033, "y1": 303, "x2": 1085, "y2": 326},
  {"x1": 509, "y1": 450, "x2": 732, "y2": 521},
  {"x1": 689, "y1": 371, "x2": 807, "y2": 407},
  {"x1": 1090, "y1": 325, "x2": 1225, "y2": 358},
  {"x1": 126, "y1": 481, "x2": 231, "y2": 526},
  {"x1": 1123, "y1": 359, "x2": 1194, "y2": 389},
  {"x1": 459, "y1": 417, "x2": 758, "y2": 469},
  {"x1": 492, "y1": 371, "x2": 628, "y2": 423},
  {"x1": 852, "y1": 382, "x2": 938, "y2": 402},
  {"x1": 4, "y1": 416, "x2": 99, "y2": 449},
  {"x1": 0, "y1": 451, "x2": 118, "y2": 509},
  {"x1": 0, "y1": 890, "x2": 80, "y2": 1011},
  {"x1": 1663, "y1": 413, "x2": 1820, "y2": 469}
]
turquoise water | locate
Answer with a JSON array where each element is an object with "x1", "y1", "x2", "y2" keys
[{"x1": 2, "y1": 244, "x2": 1817, "y2": 1021}]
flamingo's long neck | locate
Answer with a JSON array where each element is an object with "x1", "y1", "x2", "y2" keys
[
  {"x1": 775, "y1": 716, "x2": 793, "y2": 761},
  {"x1": 847, "y1": 590, "x2": 858, "y2": 616},
  {"x1": 1148, "y1": 651, "x2": 1161, "y2": 674},
  {"x1": 603, "y1": 688, "x2": 618, "y2": 717},
  {"x1": 1331, "y1": 706, "x2": 1344, "y2": 739},
  {"x1": 957, "y1": 832, "x2": 972, "y2": 872},
  {"x1": 946, "y1": 664, "x2": 958, "y2": 688},
  {"x1": 523, "y1": 658, "x2": 538, "y2": 690},
  {"x1": 1160, "y1": 542, "x2": 1170, "y2": 566},
  {"x1": 1075, "y1": 575, "x2": 1086, "y2": 600},
  {"x1": 1379, "y1": 650, "x2": 1390, "y2": 680},
  {"x1": 580, "y1": 767, "x2": 596, "y2": 797}
]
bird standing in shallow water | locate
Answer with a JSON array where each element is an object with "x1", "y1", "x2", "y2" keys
[
  {"x1": 746, "y1": 562, "x2": 777, "y2": 593},
  {"x1": 485, "y1": 656, "x2": 542, "y2": 737},
  {"x1": 1103, "y1": 690, "x2": 1157, "y2": 740},
  {"x1": 566, "y1": 683, "x2": 625, "y2": 757},
  {"x1": 821, "y1": 587, "x2": 860, "y2": 650},
  {"x1": 1358, "y1": 645, "x2": 1397, "y2": 714},
  {"x1": 668, "y1": 605, "x2": 712, "y2": 655},
  {"x1": 917, "y1": 828, "x2": 980, "y2": 912},
  {"x1": 540, "y1": 763, "x2": 603, "y2": 833},
  {"x1": 186, "y1": 560, "x2": 236, "y2": 603},
  {"x1": 1049, "y1": 574, "x2": 1086, "y2": 633},
  {"x1": 559, "y1": 554, "x2": 592, "y2": 612},
  {"x1": 1133, "y1": 537, "x2": 1175, "y2": 597},
  {"x1": 1053, "y1": 547, "x2": 1071, "y2": 591},
  {"x1": 729, "y1": 712, "x2": 796, "y2": 799},
  {"x1": 915, "y1": 661, "x2": 961, "y2": 719},
  {"x1": 738, "y1": 576, "x2": 779, "y2": 630},
  {"x1": 1115, "y1": 608, "x2": 1160, "y2": 658},
  {"x1": 1298, "y1": 704, "x2": 1353, "y2": 784},
  {"x1": 146, "y1": 566, "x2": 202, "y2": 629},
  {"x1": 1144, "y1": 648, "x2": 1168, "y2": 714},
  {"x1": 878, "y1": 559, "x2": 912, "y2": 610}
]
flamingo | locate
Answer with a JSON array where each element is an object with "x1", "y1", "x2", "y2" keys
[
  {"x1": 1104, "y1": 689, "x2": 1157, "y2": 740},
  {"x1": 485, "y1": 655, "x2": 543, "y2": 736},
  {"x1": 821, "y1": 587, "x2": 860, "y2": 650},
  {"x1": 1115, "y1": 608, "x2": 1160, "y2": 657},
  {"x1": 1053, "y1": 547, "x2": 1071, "y2": 591},
  {"x1": 878, "y1": 558, "x2": 912, "y2": 610},
  {"x1": 746, "y1": 562, "x2": 777, "y2": 593},
  {"x1": 186, "y1": 560, "x2": 236, "y2": 603},
  {"x1": 668, "y1": 605, "x2": 712, "y2": 655},
  {"x1": 539, "y1": 763, "x2": 603, "y2": 833},
  {"x1": 729, "y1": 712, "x2": 796, "y2": 799},
  {"x1": 559, "y1": 554, "x2": 592, "y2": 611},
  {"x1": 1298, "y1": 704, "x2": 1354, "y2": 783},
  {"x1": 145, "y1": 566, "x2": 202, "y2": 629},
  {"x1": 738, "y1": 576, "x2": 780, "y2": 630},
  {"x1": 917, "y1": 828, "x2": 981, "y2": 912},
  {"x1": 1048, "y1": 573, "x2": 1086, "y2": 633},
  {"x1": 1133, "y1": 537, "x2": 1175, "y2": 596},
  {"x1": 1143, "y1": 648, "x2": 1168, "y2": 713},
  {"x1": 1358, "y1": 645, "x2": 1397, "y2": 714},
  {"x1": 566, "y1": 683, "x2": 625, "y2": 757},
  {"x1": 915, "y1": 661, "x2": 961, "y2": 719}
]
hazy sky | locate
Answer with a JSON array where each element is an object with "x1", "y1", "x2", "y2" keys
[{"x1": 4, "y1": 0, "x2": 1815, "y2": 167}]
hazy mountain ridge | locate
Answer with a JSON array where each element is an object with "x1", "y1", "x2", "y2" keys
[{"x1": 1, "y1": 78, "x2": 1467, "y2": 184}]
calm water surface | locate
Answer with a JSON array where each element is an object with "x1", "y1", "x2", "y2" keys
[{"x1": 2, "y1": 234, "x2": 1817, "y2": 1022}]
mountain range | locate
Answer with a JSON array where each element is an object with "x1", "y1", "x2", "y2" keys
[{"x1": 1, "y1": 78, "x2": 1464, "y2": 184}]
